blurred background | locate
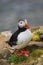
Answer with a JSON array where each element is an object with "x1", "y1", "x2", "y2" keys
[{"x1": 0, "y1": 0, "x2": 43, "y2": 32}]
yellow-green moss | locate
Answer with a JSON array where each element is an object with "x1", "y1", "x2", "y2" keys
[{"x1": 30, "y1": 49, "x2": 43, "y2": 58}]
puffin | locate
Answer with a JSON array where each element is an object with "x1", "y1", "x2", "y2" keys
[{"x1": 7, "y1": 19, "x2": 32, "y2": 54}]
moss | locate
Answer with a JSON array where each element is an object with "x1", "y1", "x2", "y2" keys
[
  {"x1": 30, "y1": 49, "x2": 43, "y2": 58},
  {"x1": 26, "y1": 49, "x2": 43, "y2": 64}
]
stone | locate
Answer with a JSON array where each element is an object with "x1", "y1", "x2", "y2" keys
[
  {"x1": 0, "y1": 59, "x2": 10, "y2": 65},
  {"x1": 0, "y1": 48, "x2": 11, "y2": 59},
  {"x1": 11, "y1": 63, "x2": 14, "y2": 65},
  {"x1": 1, "y1": 31, "x2": 12, "y2": 37}
]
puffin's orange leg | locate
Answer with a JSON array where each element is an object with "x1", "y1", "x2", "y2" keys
[
  {"x1": 21, "y1": 48, "x2": 30, "y2": 56},
  {"x1": 15, "y1": 49, "x2": 23, "y2": 56},
  {"x1": 15, "y1": 48, "x2": 30, "y2": 56}
]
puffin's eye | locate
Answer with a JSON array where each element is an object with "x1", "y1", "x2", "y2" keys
[
  {"x1": 20, "y1": 22, "x2": 22, "y2": 24},
  {"x1": 20, "y1": 21, "x2": 23, "y2": 24}
]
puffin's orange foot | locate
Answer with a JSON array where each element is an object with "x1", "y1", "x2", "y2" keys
[
  {"x1": 15, "y1": 49, "x2": 30, "y2": 57},
  {"x1": 21, "y1": 48, "x2": 30, "y2": 57},
  {"x1": 15, "y1": 49, "x2": 23, "y2": 56}
]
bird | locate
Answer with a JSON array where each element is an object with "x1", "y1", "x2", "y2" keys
[{"x1": 7, "y1": 19, "x2": 32, "y2": 53}]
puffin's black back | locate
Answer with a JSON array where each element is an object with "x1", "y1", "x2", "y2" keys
[{"x1": 7, "y1": 27, "x2": 26, "y2": 46}]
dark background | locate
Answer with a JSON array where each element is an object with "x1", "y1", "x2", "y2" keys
[{"x1": 0, "y1": 0, "x2": 43, "y2": 32}]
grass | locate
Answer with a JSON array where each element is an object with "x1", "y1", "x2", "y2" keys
[{"x1": 8, "y1": 53, "x2": 27, "y2": 64}]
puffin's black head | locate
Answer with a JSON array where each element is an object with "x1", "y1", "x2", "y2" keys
[{"x1": 18, "y1": 19, "x2": 30, "y2": 29}]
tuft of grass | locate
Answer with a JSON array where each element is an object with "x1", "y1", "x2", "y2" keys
[{"x1": 8, "y1": 53, "x2": 27, "y2": 64}]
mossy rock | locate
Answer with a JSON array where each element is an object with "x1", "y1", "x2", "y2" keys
[{"x1": 30, "y1": 49, "x2": 43, "y2": 58}]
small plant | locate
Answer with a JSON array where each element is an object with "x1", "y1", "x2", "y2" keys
[
  {"x1": 8, "y1": 53, "x2": 27, "y2": 64},
  {"x1": 33, "y1": 30, "x2": 43, "y2": 35},
  {"x1": 32, "y1": 30, "x2": 43, "y2": 41}
]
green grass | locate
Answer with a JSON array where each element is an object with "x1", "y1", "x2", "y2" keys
[{"x1": 8, "y1": 53, "x2": 27, "y2": 64}]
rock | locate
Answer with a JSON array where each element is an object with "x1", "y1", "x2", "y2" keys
[
  {"x1": 0, "y1": 33, "x2": 11, "y2": 50},
  {"x1": 40, "y1": 26, "x2": 43, "y2": 30},
  {"x1": 28, "y1": 60, "x2": 35, "y2": 65},
  {"x1": 28, "y1": 57, "x2": 43, "y2": 65},
  {"x1": 31, "y1": 26, "x2": 40, "y2": 32},
  {"x1": 0, "y1": 59, "x2": 10, "y2": 65},
  {"x1": 0, "y1": 54, "x2": 3, "y2": 59},
  {"x1": 29, "y1": 55, "x2": 43, "y2": 65},
  {"x1": 40, "y1": 35, "x2": 43, "y2": 38},
  {"x1": 11, "y1": 63, "x2": 14, "y2": 65},
  {"x1": 39, "y1": 35, "x2": 43, "y2": 41},
  {"x1": 36, "y1": 56, "x2": 43, "y2": 65},
  {"x1": 1, "y1": 31, "x2": 12, "y2": 37},
  {"x1": 0, "y1": 32, "x2": 14, "y2": 54},
  {"x1": 31, "y1": 26, "x2": 43, "y2": 32},
  {"x1": 0, "y1": 49, "x2": 11, "y2": 59},
  {"x1": 41, "y1": 55, "x2": 43, "y2": 58},
  {"x1": 28, "y1": 41, "x2": 43, "y2": 47}
]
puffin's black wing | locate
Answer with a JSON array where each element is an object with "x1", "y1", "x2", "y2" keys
[
  {"x1": 7, "y1": 27, "x2": 27, "y2": 46},
  {"x1": 7, "y1": 30, "x2": 20, "y2": 46}
]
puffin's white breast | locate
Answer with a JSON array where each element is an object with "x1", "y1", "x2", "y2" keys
[{"x1": 17, "y1": 29, "x2": 32, "y2": 45}]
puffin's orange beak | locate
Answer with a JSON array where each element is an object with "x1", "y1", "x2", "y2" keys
[
  {"x1": 25, "y1": 19, "x2": 30, "y2": 29},
  {"x1": 25, "y1": 23, "x2": 30, "y2": 29}
]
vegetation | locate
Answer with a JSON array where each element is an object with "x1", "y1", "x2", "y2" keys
[
  {"x1": 33, "y1": 30, "x2": 43, "y2": 35},
  {"x1": 32, "y1": 30, "x2": 43, "y2": 41},
  {"x1": 8, "y1": 49, "x2": 43, "y2": 64},
  {"x1": 30, "y1": 49, "x2": 43, "y2": 57},
  {"x1": 8, "y1": 53, "x2": 27, "y2": 64}
]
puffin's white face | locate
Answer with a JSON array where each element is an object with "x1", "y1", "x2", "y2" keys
[
  {"x1": 18, "y1": 19, "x2": 30, "y2": 28},
  {"x1": 18, "y1": 21, "x2": 25, "y2": 28}
]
